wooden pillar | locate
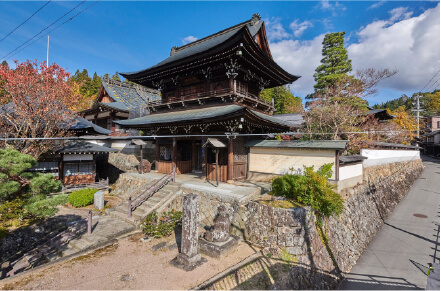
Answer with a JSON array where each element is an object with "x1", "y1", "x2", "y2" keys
[
  {"x1": 59, "y1": 153, "x2": 64, "y2": 184},
  {"x1": 191, "y1": 140, "x2": 196, "y2": 172},
  {"x1": 335, "y1": 150, "x2": 340, "y2": 181},
  {"x1": 202, "y1": 137, "x2": 207, "y2": 180},
  {"x1": 172, "y1": 138, "x2": 177, "y2": 174},
  {"x1": 155, "y1": 141, "x2": 160, "y2": 172},
  {"x1": 227, "y1": 136, "x2": 234, "y2": 184}
]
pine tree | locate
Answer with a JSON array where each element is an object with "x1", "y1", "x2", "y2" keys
[
  {"x1": 260, "y1": 85, "x2": 303, "y2": 114},
  {"x1": 313, "y1": 32, "x2": 352, "y2": 91},
  {"x1": 111, "y1": 71, "x2": 121, "y2": 81},
  {"x1": 1, "y1": 60, "x2": 8, "y2": 68}
]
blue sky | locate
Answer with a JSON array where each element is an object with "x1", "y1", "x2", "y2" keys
[{"x1": 0, "y1": 1, "x2": 439, "y2": 106}]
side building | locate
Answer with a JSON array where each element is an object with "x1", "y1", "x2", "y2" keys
[{"x1": 80, "y1": 78, "x2": 161, "y2": 134}]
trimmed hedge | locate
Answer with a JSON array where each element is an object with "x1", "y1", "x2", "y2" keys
[{"x1": 68, "y1": 188, "x2": 98, "y2": 208}]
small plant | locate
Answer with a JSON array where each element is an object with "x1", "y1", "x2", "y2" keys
[
  {"x1": 141, "y1": 210, "x2": 182, "y2": 238},
  {"x1": 68, "y1": 188, "x2": 98, "y2": 207},
  {"x1": 271, "y1": 163, "x2": 343, "y2": 217}
]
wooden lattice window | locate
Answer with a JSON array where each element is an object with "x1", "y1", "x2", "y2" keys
[{"x1": 160, "y1": 145, "x2": 172, "y2": 161}]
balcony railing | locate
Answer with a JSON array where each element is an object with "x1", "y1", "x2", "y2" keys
[{"x1": 146, "y1": 88, "x2": 273, "y2": 109}]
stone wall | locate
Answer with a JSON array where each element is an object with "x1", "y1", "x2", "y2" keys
[
  {"x1": 96, "y1": 153, "x2": 140, "y2": 183},
  {"x1": 111, "y1": 173, "x2": 155, "y2": 199},
  {"x1": 326, "y1": 159, "x2": 424, "y2": 273},
  {"x1": 231, "y1": 159, "x2": 424, "y2": 289},
  {"x1": 158, "y1": 186, "x2": 241, "y2": 228}
]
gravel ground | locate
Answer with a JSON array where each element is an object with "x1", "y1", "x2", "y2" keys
[{"x1": 0, "y1": 233, "x2": 258, "y2": 290}]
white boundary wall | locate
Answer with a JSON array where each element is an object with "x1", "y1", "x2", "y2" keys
[
  {"x1": 339, "y1": 163, "x2": 363, "y2": 180},
  {"x1": 361, "y1": 149, "x2": 420, "y2": 168}
]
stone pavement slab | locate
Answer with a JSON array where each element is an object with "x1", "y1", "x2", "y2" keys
[{"x1": 339, "y1": 156, "x2": 440, "y2": 290}]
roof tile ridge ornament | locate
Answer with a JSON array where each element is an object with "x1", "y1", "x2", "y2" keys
[
  {"x1": 170, "y1": 46, "x2": 179, "y2": 56},
  {"x1": 251, "y1": 13, "x2": 261, "y2": 26}
]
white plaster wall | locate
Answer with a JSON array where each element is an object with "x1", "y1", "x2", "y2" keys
[
  {"x1": 249, "y1": 147, "x2": 336, "y2": 179},
  {"x1": 86, "y1": 140, "x2": 108, "y2": 147},
  {"x1": 111, "y1": 140, "x2": 131, "y2": 150},
  {"x1": 63, "y1": 154, "x2": 93, "y2": 161},
  {"x1": 361, "y1": 149, "x2": 421, "y2": 168},
  {"x1": 339, "y1": 163, "x2": 363, "y2": 180}
]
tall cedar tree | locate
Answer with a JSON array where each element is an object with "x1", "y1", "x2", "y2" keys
[
  {"x1": 313, "y1": 32, "x2": 352, "y2": 92},
  {"x1": 260, "y1": 85, "x2": 303, "y2": 114},
  {"x1": 0, "y1": 60, "x2": 82, "y2": 159}
]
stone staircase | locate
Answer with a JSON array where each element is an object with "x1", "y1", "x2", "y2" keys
[{"x1": 109, "y1": 182, "x2": 181, "y2": 226}]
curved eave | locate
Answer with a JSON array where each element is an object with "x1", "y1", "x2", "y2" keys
[
  {"x1": 241, "y1": 28, "x2": 300, "y2": 85},
  {"x1": 120, "y1": 29, "x2": 245, "y2": 84}
]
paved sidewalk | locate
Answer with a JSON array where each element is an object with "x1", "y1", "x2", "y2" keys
[{"x1": 339, "y1": 156, "x2": 440, "y2": 290}]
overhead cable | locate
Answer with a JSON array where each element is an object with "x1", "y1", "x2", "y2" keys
[
  {"x1": 1, "y1": 0, "x2": 86, "y2": 61},
  {"x1": 0, "y1": 1, "x2": 52, "y2": 45}
]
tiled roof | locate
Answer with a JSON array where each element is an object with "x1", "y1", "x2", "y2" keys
[
  {"x1": 101, "y1": 81, "x2": 161, "y2": 111},
  {"x1": 339, "y1": 155, "x2": 368, "y2": 164},
  {"x1": 245, "y1": 139, "x2": 349, "y2": 150},
  {"x1": 115, "y1": 104, "x2": 294, "y2": 128},
  {"x1": 122, "y1": 20, "x2": 263, "y2": 76},
  {"x1": 69, "y1": 117, "x2": 112, "y2": 135},
  {"x1": 270, "y1": 113, "x2": 304, "y2": 127},
  {"x1": 115, "y1": 105, "x2": 243, "y2": 126},
  {"x1": 57, "y1": 141, "x2": 118, "y2": 154}
]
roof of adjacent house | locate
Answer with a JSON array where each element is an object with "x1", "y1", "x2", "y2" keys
[
  {"x1": 422, "y1": 130, "x2": 440, "y2": 137},
  {"x1": 57, "y1": 141, "x2": 118, "y2": 154},
  {"x1": 114, "y1": 104, "x2": 296, "y2": 128},
  {"x1": 100, "y1": 81, "x2": 161, "y2": 111},
  {"x1": 244, "y1": 139, "x2": 349, "y2": 150},
  {"x1": 271, "y1": 113, "x2": 304, "y2": 127},
  {"x1": 339, "y1": 155, "x2": 368, "y2": 164},
  {"x1": 366, "y1": 141, "x2": 422, "y2": 150},
  {"x1": 69, "y1": 117, "x2": 112, "y2": 135}
]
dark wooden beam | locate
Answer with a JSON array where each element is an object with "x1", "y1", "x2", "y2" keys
[{"x1": 227, "y1": 136, "x2": 234, "y2": 183}]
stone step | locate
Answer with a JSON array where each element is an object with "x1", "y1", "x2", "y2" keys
[
  {"x1": 109, "y1": 209, "x2": 137, "y2": 225},
  {"x1": 68, "y1": 238, "x2": 95, "y2": 251}
]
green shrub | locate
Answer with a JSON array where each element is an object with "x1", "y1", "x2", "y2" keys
[
  {"x1": 271, "y1": 163, "x2": 343, "y2": 217},
  {"x1": 68, "y1": 188, "x2": 98, "y2": 207},
  {"x1": 24, "y1": 194, "x2": 68, "y2": 217},
  {"x1": 0, "y1": 198, "x2": 27, "y2": 221},
  {"x1": 141, "y1": 210, "x2": 182, "y2": 238}
]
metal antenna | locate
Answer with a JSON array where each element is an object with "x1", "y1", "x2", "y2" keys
[{"x1": 46, "y1": 35, "x2": 49, "y2": 68}]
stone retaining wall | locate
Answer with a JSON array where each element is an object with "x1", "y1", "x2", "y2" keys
[{"x1": 231, "y1": 159, "x2": 424, "y2": 289}]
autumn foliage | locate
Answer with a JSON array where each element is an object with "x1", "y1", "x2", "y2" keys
[{"x1": 0, "y1": 60, "x2": 83, "y2": 158}]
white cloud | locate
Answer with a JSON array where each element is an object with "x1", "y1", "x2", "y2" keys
[
  {"x1": 269, "y1": 35, "x2": 325, "y2": 96},
  {"x1": 182, "y1": 36, "x2": 198, "y2": 45},
  {"x1": 317, "y1": 0, "x2": 346, "y2": 16},
  {"x1": 289, "y1": 20, "x2": 314, "y2": 38},
  {"x1": 368, "y1": 0, "x2": 386, "y2": 10},
  {"x1": 265, "y1": 18, "x2": 290, "y2": 41},
  {"x1": 267, "y1": 4, "x2": 440, "y2": 97},
  {"x1": 348, "y1": 4, "x2": 439, "y2": 92},
  {"x1": 389, "y1": 7, "x2": 413, "y2": 22}
]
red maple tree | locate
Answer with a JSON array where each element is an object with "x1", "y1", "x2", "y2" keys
[{"x1": 0, "y1": 60, "x2": 82, "y2": 158}]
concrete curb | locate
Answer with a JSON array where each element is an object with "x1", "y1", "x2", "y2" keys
[{"x1": 192, "y1": 251, "x2": 262, "y2": 290}]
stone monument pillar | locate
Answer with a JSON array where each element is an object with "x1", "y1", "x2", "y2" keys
[
  {"x1": 171, "y1": 194, "x2": 206, "y2": 271},
  {"x1": 94, "y1": 191, "x2": 105, "y2": 210}
]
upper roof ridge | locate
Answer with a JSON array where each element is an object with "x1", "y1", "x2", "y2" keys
[{"x1": 171, "y1": 14, "x2": 261, "y2": 55}]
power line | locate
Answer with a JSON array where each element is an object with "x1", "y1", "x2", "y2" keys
[
  {"x1": 0, "y1": 1, "x2": 52, "y2": 45},
  {"x1": 427, "y1": 79, "x2": 440, "y2": 93},
  {"x1": 0, "y1": 0, "x2": 86, "y2": 61},
  {"x1": 420, "y1": 69, "x2": 440, "y2": 92},
  {"x1": 2, "y1": 1, "x2": 101, "y2": 62}
]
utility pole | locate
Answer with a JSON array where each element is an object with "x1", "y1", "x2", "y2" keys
[
  {"x1": 46, "y1": 35, "x2": 49, "y2": 68},
  {"x1": 412, "y1": 93, "x2": 424, "y2": 141}
]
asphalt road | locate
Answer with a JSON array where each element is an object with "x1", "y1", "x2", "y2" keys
[{"x1": 339, "y1": 156, "x2": 440, "y2": 290}]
